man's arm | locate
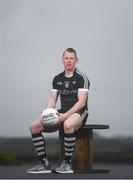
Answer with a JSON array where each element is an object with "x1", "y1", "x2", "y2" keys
[
  {"x1": 59, "y1": 90, "x2": 88, "y2": 122},
  {"x1": 66, "y1": 90, "x2": 88, "y2": 116},
  {"x1": 46, "y1": 90, "x2": 59, "y2": 109}
]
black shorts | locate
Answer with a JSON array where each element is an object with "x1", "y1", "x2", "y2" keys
[
  {"x1": 58, "y1": 109, "x2": 88, "y2": 131},
  {"x1": 58, "y1": 108, "x2": 88, "y2": 126},
  {"x1": 77, "y1": 110, "x2": 88, "y2": 127}
]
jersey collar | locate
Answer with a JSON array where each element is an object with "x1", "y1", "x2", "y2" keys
[{"x1": 64, "y1": 68, "x2": 77, "y2": 78}]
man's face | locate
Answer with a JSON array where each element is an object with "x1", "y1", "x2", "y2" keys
[{"x1": 62, "y1": 51, "x2": 78, "y2": 71}]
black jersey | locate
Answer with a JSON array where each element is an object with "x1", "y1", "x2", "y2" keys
[{"x1": 52, "y1": 68, "x2": 90, "y2": 114}]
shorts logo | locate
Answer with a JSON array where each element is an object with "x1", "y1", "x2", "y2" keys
[{"x1": 64, "y1": 81, "x2": 69, "y2": 88}]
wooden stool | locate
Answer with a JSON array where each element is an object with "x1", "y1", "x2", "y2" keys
[{"x1": 59, "y1": 124, "x2": 110, "y2": 173}]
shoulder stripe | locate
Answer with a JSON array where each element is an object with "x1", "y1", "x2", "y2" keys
[
  {"x1": 76, "y1": 69, "x2": 89, "y2": 89},
  {"x1": 81, "y1": 110, "x2": 88, "y2": 120}
]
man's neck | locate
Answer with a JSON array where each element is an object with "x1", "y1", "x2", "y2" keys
[{"x1": 65, "y1": 68, "x2": 76, "y2": 77}]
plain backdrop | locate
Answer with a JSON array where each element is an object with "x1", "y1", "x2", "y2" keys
[{"x1": 0, "y1": 0, "x2": 133, "y2": 138}]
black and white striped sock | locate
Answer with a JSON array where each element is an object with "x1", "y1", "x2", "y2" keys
[
  {"x1": 32, "y1": 132, "x2": 48, "y2": 165},
  {"x1": 64, "y1": 133, "x2": 76, "y2": 162}
]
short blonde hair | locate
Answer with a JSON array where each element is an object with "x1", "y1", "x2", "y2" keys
[{"x1": 63, "y1": 48, "x2": 78, "y2": 59}]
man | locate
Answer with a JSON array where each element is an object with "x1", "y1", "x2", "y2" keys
[{"x1": 27, "y1": 48, "x2": 90, "y2": 173}]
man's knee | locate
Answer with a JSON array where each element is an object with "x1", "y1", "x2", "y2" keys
[
  {"x1": 29, "y1": 120, "x2": 44, "y2": 134},
  {"x1": 63, "y1": 114, "x2": 82, "y2": 134},
  {"x1": 63, "y1": 121, "x2": 75, "y2": 134}
]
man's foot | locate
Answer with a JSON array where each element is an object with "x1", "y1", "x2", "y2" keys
[
  {"x1": 55, "y1": 160, "x2": 73, "y2": 173},
  {"x1": 27, "y1": 164, "x2": 52, "y2": 173}
]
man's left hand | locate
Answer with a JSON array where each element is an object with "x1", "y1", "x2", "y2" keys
[{"x1": 57, "y1": 113, "x2": 68, "y2": 124}]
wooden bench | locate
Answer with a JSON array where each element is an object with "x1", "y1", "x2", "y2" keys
[{"x1": 59, "y1": 124, "x2": 110, "y2": 173}]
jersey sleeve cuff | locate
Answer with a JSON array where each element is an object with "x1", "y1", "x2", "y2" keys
[
  {"x1": 51, "y1": 89, "x2": 58, "y2": 92},
  {"x1": 78, "y1": 88, "x2": 89, "y2": 92}
]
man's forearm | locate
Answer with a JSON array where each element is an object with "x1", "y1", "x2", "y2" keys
[
  {"x1": 46, "y1": 98, "x2": 56, "y2": 109},
  {"x1": 65, "y1": 100, "x2": 86, "y2": 118}
]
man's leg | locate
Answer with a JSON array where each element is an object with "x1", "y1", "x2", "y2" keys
[
  {"x1": 27, "y1": 119, "x2": 51, "y2": 173},
  {"x1": 30, "y1": 120, "x2": 48, "y2": 165},
  {"x1": 63, "y1": 113, "x2": 82, "y2": 162},
  {"x1": 55, "y1": 113, "x2": 82, "y2": 173}
]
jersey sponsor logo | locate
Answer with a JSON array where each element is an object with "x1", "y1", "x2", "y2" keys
[{"x1": 60, "y1": 89, "x2": 77, "y2": 95}]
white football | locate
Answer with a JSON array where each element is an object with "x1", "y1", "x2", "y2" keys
[{"x1": 41, "y1": 108, "x2": 59, "y2": 126}]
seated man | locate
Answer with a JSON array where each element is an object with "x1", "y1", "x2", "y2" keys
[{"x1": 27, "y1": 47, "x2": 90, "y2": 173}]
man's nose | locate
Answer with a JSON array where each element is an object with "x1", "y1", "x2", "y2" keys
[{"x1": 67, "y1": 58, "x2": 71, "y2": 62}]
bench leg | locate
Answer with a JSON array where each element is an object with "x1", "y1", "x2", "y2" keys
[{"x1": 72, "y1": 130, "x2": 93, "y2": 172}]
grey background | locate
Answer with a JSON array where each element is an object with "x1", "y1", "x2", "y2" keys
[{"x1": 0, "y1": 0, "x2": 133, "y2": 137}]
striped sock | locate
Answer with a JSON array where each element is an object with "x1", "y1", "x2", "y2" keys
[
  {"x1": 64, "y1": 133, "x2": 76, "y2": 162},
  {"x1": 32, "y1": 132, "x2": 48, "y2": 165}
]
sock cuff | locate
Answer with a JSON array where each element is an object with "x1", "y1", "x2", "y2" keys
[
  {"x1": 64, "y1": 132, "x2": 76, "y2": 138},
  {"x1": 31, "y1": 132, "x2": 42, "y2": 138}
]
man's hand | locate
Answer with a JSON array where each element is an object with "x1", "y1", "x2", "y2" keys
[{"x1": 57, "y1": 113, "x2": 68, "y2": 124}]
